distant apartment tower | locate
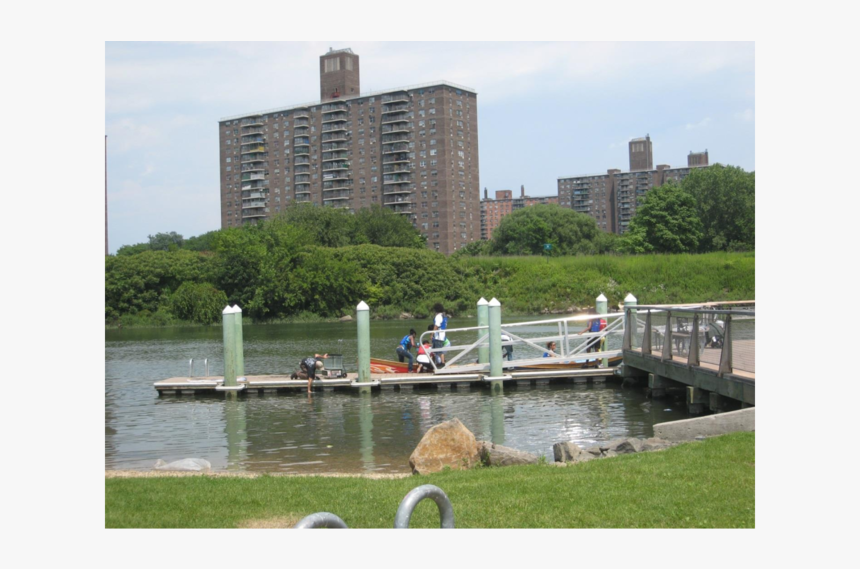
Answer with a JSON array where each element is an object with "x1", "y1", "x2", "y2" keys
[
  {"x1": 558, "y1": 137, "x2": 710, "y2": 234},
  {"x1": 480, "y1": 185, "x2": 558, "y2": 240},
  {"x1": 688, "y1": 149, "x2": 709, "y2": 167},
  {"x1": 218, "y1": 48, "x2": 480, "y2": 255},
  {"x1": 629, "y1": 135, "x2": 653, "y2": 171}
]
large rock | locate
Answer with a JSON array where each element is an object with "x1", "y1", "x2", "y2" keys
[
  {"x1": 600, "y1": 438, "x2": 644, "y2": 455},
  {"x1": 339, "y1": 315, "x2": 353, "y2": 322},
  {"x1": 478, "y1": 441, "x2": 539, "y2": 467},
  {"x1": 552, "y1": 442, "x2": 594, "y2": 464},
  {"x1": 409, "y1": 418, "x2": 480, "y2": 474}
]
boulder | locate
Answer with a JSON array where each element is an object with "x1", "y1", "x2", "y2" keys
[
  {"x1": 553, "y1": 441, "x2": 594, "y2": 463},
  {"x1": 600, "y1": 438, "x2": 643, "y2": 455},
  {"x1": 641, "y1": 437, "x2": 674, "y2": 452},
  {"x1": 399, "y1": 312, "x2": 413, "y2": 320},
  {"x1": 154, "y1": 458, "x2": 211, "y2": 472},
  {"x1": 478, "y1": 441, "x2": 539, "y2": 467},
  {"x1": 339, "y1": 315, "x2": 353, "y2": 322},
  {"x1": 409, "y1": 418, "x2": 480, "y2": 474}
]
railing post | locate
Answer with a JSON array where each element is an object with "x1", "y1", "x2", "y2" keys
[
  {"x1": 477, "y1": 297, "x2": 489, "y2": 365},
  {"x1": 718, "y1": 315, "x2": 733, "y2": 377},
  {"x1": 222, "y1": 305, "x2": 237, "y2": 387},
  {"x1": 642, "y1": 310, "x2": 652, "y2": 355},
  {"x1": 623, "y1": 293, "x2": 637, "y2": 350},
  {"x1": 357, "y1": 301, "x2": 371, "y2": 383},
  {"x1": 596, "y1": 293, "x2": 608, "y2": 367},
  {"x1": 688, "y1": 313, "x2": 700, "y2": 367},
  {"x1": 662, "y1": 310, "x2": 673, "y2": 361},
  {"x1": 233, "y1": 305, "x2": 245, "y2": 381}
]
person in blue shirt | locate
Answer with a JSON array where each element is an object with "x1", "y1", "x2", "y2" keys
[
  {"x1": 396, "y1": 328, "x2": 417, "y2": 373},
  {"x1": 580, "y1": 311, "x2": 603, "y2": 352}
]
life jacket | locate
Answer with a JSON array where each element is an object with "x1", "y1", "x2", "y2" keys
[
  {"x1": 440, "y1": 315, "x2": 448, "y2": 330},
  {"x1": 590, "y1": 319, "x2": 601, "y2": 332},
  {"x1": 599, "y1": 318, "x2": 607, "y2": 331},
  {"x1": 418, "y1": 343, "x2": 430, "y2": 355}
]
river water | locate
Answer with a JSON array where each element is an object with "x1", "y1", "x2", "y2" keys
[{"x1": 105, "y1": 317, "x2": 690, "y2": 474}]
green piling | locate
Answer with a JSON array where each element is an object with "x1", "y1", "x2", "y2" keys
[
  {"x1": 357, "y1": 301, "x2": 371, "y2": 383},
  {"x1": 222, "y1": 305, "x2": 237, "y2": 387},
  {"x1": 233, "y1": 305, "x2": 245, "y2": 380},
  {"x1": 477, "y1": 297, "x2": 489, "y2": 365},
  {"x1": 488, "y1": 298, "x2": 503, "y2": 380}
]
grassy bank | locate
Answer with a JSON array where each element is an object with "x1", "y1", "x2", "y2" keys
[
  {"x1": 106, "y1": 251, "x2": 754, "y2": 328},
  {"x1": 105, "y1": 432, "x2": 754, "y2": 528}
]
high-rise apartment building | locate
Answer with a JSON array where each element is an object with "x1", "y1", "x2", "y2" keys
[
  {"x1": 218, "y1": 48, "x2": 480, "y2": 255},
  {"x1": 558, "y1": 137, "x2": 710, "y2": 234},
  {"x1": 480, "y1": 186, "x2": 558, "y2": 240}
]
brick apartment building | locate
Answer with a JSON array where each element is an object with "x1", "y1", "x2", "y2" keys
[
  {"x1": 557, "y1": 135, "x2": 710, "y2": 234},
  {"x1": 218, "y1": 48, "x2": 481, "y2": 255},
  {"x1": 480, "y1": 186, "x2": 558, "y2": 240}
]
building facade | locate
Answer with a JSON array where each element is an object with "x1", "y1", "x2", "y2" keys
[
  {"x1": 558, "y1": 138, "x2": 710, "y2": 234},
  {"x1": 480, "y1": 186, "x2": 558, "y2": 240},
  {"x1": 218, "y1": 48, "x2": 481, "y2": 255}
]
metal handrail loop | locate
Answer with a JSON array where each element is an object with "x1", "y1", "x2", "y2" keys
[
  {"x1": 294, "y1": 512, "x2": 349, "y2": 529},
  {"x1": 394, "y1": 484, "x2": 455, "y2": 528}
]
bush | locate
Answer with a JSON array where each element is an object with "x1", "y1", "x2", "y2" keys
[{"x1": 169, "y1": 282, "x2": 229, "y2": 325}]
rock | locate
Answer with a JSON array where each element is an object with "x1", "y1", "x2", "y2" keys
[
  {"x1": 409, "y1": 418, "x2": 480, "y2": 474},
  {"x1": 641, "y1": 438, "x2": 674, "y2": 452},
  {"x1": 552, "y1": 441, "x2": 594, "y2": 463},
  {"x1": 399, "y1": 312, "x2": 413, "y2": 319},
  {"x1": 478, "y1": 441, "x2": 539, "y2": 467},
  {"x1": 602, "y1": 450, "x2": 618, "y2": 458},
  {"x1": 154, "y1": 458, "x2": 211, "y2": 472},
  {"x1": 339, "y1": 315, "x2": 353, "y2": 322},
  {"x1": 600, "y1": 438, "x2": 643, "y2": 455}
]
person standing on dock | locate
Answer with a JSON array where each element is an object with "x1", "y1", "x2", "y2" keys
[
  {"x1": 397, "y1": 329, "x2": 417, "y2": 373},
  {"x1": 433, "y1": 303, "x2": 448, "y2": 366},
  {"x1": 301, "y1": 353, "x2": 329, "y2": 394},
  {"x1": 580, "y1": 311, "x2": 603, "y2": 353}
]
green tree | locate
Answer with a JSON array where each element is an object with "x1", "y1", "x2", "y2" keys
[
  {"x1": 115, "y1": 242, "x2": 150, "y2": 256},
  {"x1": 352, "y1": 205, "x2": 426, "y2": 248},
  {"x1": 148, "y1": 231, "x2": 184, "y2": 251},
  {"x1": 276, "y1": 203, "x2": 356, "y2": 248},
  {"x1": 619, "y1": 181, "x2": 703, "y2": 254},
  {"x1": 184, "y1": 230, "x2": 221, "y2": 252},
  {"x1": 490, "y1": 204, "x2": 608, "y2": 256},
  {"x1": 169, "y1": 282, "x2": 228, "y2": 324},
  {"x1": 681, "y1": 165, "x2": 755, "y2": 252}
]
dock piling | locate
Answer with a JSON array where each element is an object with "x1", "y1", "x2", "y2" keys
[
  {"x1": 233, "y1": 305, "x2": 245, "y2": 380},
  {"x1": 477, "y1": 298, "x2": 489, "y2": 365},
  {"x1": 222, "y1": 305, "x2": 237, "y2": 387},
  {"x1": 596, "y1": 293, "x2": 608, "y2": 367},
  {"x1": 357, "y1": 301, "x2": 371, "y2": 384}
]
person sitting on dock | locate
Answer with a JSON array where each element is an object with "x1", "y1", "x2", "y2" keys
[
  {"x1": 300, "y1": 353, "x2": 328, "y2": 394},
  {"x1": 417, "y1": 338, "x2": 434, "y2": 373},
  {"x1": 502, "y1": 333, "x2": 513, "y2": 361},
  {"x1": 397, "y1": 329, "x2": 417, "y2": 373},
  {"x1": 543, "y1": 341, "x2": 557, "y2": 357}
]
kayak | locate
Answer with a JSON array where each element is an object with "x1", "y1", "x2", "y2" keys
[{"x1": 370, "y1": 357, "x2": 421, "y2": 374}]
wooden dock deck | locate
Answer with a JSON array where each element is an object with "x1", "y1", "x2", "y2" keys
[{"x1": 154, "y1": 367, "x2": 617, "y2": 394}]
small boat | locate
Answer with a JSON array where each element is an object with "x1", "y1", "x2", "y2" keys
[{"x1": 370, "y1": 357, "x2": 421, "y2": 374}]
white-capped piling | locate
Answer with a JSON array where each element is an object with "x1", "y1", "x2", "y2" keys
[
  {"x1": 222, "y1": 305, "x2": 237, "y2": 387},
  {"x1": 357, "y1": 301, "x2": 370, "y2": 383},
  {"x1": 477, "y1": 298, "x2": 489, "y2": 364},
  {"x1": 623, "y1": 293, "x2": 638, "y2": 350},
  {"x1": 233, "y1": 304, "x2": 245, "y2": 380},
  {"x1": 488, "y1": 298, "x2": 503, "y2": 378}
]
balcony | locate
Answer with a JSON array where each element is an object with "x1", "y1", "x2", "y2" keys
[
  {"x1": 294, "y1": 157, "x2": 311, "y2": 165},
  {"x1": 241, "y1": 145, "x2": 266, "y2": 154},
  {"x1": 293, "y1": 118, "x2": 310, "y2": 127},
  {"x1": 294, "y1": 165, "x2": 311, "y2": 174},
  {"x1": 241, "y1": 127, "x2": 264, "y2": 136},
  {"x1": 384, "y1": 184, "x2": 413, "y2": 195},
  {"x1": 382, "y1": 133, "x2": 410, "y2": 144},
  {"x1": 294, "y1": 185, "x2": 311, "y2": 194},
  {"x1": 322, "y1": 172, "x2": 350, "y2": 182},
  {"x1": 381, "y1": 124, "x2": 410, "y2": 134},
  {"x1": 383, "y1": 154, "x2": 410, "y2": 164},
  {"x1": 380, "y1": 113, "x2": 410, "y2": 125},
  {"x1": 241, "y1": 173, "x2": 266, "y2": 181},
  {"x1": 240, "y1": 153, "x2": 268, "y2": 164},
  {"x1": 323, "y1": 180, "x2": 352, "y2": 190},
  {"x1": 381, "y1": 104, "x2": 409, "y2": 114},
  {"x1": 242, "y1": 200, "x2": 267, "y2": 209},
  {"x1": 322, "y1": 152, "x2": 349, "y2": 162},
  {"x1": 323, "y1": 189, "x2": 351, "y2": 200},
  {"x1": 382, "y1": 143, "x2": 410, "y2": 154},
  {"x1": 383, "y1": 195, "x2": 412, "y2": 205},
  {"x1": 242, "y1": 191, "x2": 266, "y2": 200},
  {"x1": 322, "y1": 102, "x2": 347, "y2": 113},
  {"x1": 295, "y1": 194, "x2": 312, "y2": 202},
  {"x1": 293, "y1": 126, "x2": 310, "y2": 136},
  {"x1": 294, "y1": 111, "x2": 310, "y2": 119},
  {"x1": 293, "y1": 137, "x2": 310, "y2": 145},
  {"x1": 321, "y1": 123, "x2": 347, "y2": 133},
  {"x1": 322, "y1": 133, "x2": 347, "y2": 142},
  {"x1": 240, "y1": 117, "x2": 263, "y2": 126},
  {"x1": 322, "y1": 142, "x2": 348, "y2": 152},
  {"x1": 241, "y1": 164, "x2": 265, "y2": 172},
  {"x1": 294, "y1": 147, "x2": 310, "y2": 156},
  {"x1": 381, "y1": 93, "x2": 409, "y2": 104},
  {"x1": 241, "y1": 136, "x2": 265, "y2": 144},
  {"x1": 322, "y1": 112, "x2": 348, "y2": 123},
  {"x1": 322, "y1": 162, "x2": 350, "y2": 171},
  {"x1": 383, "y1": 165, "x2": 410, "y2": 175}
]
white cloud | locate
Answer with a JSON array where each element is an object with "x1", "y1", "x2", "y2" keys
[{"x1": 686, "y1": 117, "x2": 713, "y2": 130}]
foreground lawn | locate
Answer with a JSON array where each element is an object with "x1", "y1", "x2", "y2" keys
[{"x1": 105, "y1": 432, "x2": 754, "y2": 528}]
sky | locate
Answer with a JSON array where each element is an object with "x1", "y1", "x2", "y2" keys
[{"x1": 105, "y1": 41, "x2": 755, "y2": 253}]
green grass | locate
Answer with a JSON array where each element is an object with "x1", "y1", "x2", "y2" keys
[{"x1": 105, "y1": 432, "x2": 754, "y2": 528}]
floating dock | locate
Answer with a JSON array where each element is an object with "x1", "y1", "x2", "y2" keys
[{"x1": 154, "y1": 368, "x2": 616, "y2": 395}]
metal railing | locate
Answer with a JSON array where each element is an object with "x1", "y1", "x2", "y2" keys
[
  {"x1": 419, "y1": 312, "x2": 626, "y2": 375},
  {"x1": 624, "y1": 302, "x2": 755, "y2": 376}
]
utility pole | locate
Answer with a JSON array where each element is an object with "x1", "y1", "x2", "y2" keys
[{"x1": 105, "y1": 135, "x2": 108, "y2": 256}]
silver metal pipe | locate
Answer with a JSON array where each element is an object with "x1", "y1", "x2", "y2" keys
[
  {"x1": 394, "y1": 484, "x2": 455, "y2": 528},
  {"x1": 189, "y1": 358, "x2": 194, "y2": 378},
  {"x1": 294, "y1": 512, "x2": 349, "y2": 529}
]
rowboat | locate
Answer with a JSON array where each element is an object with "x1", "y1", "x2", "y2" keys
[
  {"x1": 370, "y1": 355, "x2": 622, "y2": 374},
  {"x1": 370, "y1": 357, "x2": 421, "y2": 374}
]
